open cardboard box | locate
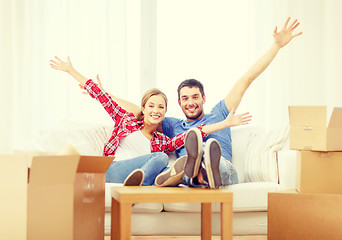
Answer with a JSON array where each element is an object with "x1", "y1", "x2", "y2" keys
[
  {"x1": 296, "y1": 151, "x2": 342, "y2": 194},
  {"x1": 289, "y1": 106, "x2": 342, "y2": 151},
  {"x1": 0, "y1": 155, "x2": 28, "y2": 240},
  {"x1": 27, "y1": 154, "x2": 113, "y2": 240},
  {"x1": 268, "y1": 190, "x2": 342, "y2": 240}
]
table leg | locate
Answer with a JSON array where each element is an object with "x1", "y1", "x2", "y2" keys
[
  {"x1": 201, "y1": 202, "x2": 212, "y2": 240},
  {"x1": 111, "y1": 198, "x2": 132, "y2": 240},
  {"x1": 221, "y1": 201, "x2": 232, "y2": 240},
  {"x1": 120, "y1": 202, "x2": 132, "y2": 240},
  {"x1": 111, "y1": 198, "x2": 120, "y2": 240}
]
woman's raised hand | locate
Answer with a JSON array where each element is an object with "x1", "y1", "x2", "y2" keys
[
  {"x1": 50, "y1": 56, "x2": 88, "y2": 85},
  {"x1": 79, "y1": 74, "x2": 104, "y2": 94},
  {"x1": 50, "y1": 56, "x2": 73, "y2": 73}
]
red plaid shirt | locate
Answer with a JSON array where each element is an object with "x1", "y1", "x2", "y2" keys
[{"x1": 85, "y1": 79, "x2": 207, "y2": 156}]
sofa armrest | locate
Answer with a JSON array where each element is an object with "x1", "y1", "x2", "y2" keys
[
  {"x1": 277, "y1": 149, "x2": 297, "y2": 190},
  {"x1": 243, "y1": 125, "x2": 289, "y2": 183}
]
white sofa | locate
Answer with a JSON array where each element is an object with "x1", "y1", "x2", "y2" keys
[
  {"x1": 104, "y1": 125, "x2": 296, "y2": 236},
  {"x1": 21, "y1": 121, "x2": 296, "y2": 236}
]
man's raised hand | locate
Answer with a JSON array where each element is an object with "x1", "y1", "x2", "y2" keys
[{"x1": 273, "y1": 17, "x2": 302, "y2": 48}]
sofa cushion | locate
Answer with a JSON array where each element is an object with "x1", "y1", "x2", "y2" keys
[
  {"x1": 244, "y1": 125, "x2": 289, "y2": 183},
  {"x1": 105, "y1": 211, "x2": 268, "y2": 236},
  {"x1": 277, "y1": 149, "x2": 297, "y2": 189},
  {"x1": 231, "y1": 126, "x2": 263, "y2": 183},
  {"x1": 163, "y1": 182, "x2": 283, "y2": 213}
]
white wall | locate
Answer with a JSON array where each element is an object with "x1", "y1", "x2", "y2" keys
[
  {"x1": 1, "y1": 0, "x2": 14, "y2": 153},
  {"x1": 156, "y1": 0, "x2": 342, "y2": 130},
  {"x1": 1, "y1": 0, "x2": 342, "y2": 153},
  {"x1": 1, "y1": 0, "x2": 145, "y2": 153}
]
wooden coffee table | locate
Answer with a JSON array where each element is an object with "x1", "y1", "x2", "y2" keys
[{"x1": 111, "y1": 186, "x2": 233, "y2": 240}]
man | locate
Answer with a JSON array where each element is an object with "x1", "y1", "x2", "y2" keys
[
  {"x1": 161, "y1": 17, "x2": 302, "y2": 188},
  {"x1": 87, "y1": 17, "x2": 302, "y2": 188}
]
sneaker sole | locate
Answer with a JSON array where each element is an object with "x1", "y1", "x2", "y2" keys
[
  {"x1": 184, "y1": 128, "x2": 203, "y2": 178},
  {"x1": 204, "y1": 139, "x2": 222, "y2": 189},
  {"x1": 155, "y1": 156, "x2": 187, "y2": 187},
  {"x1": 124, "y1": 169, "x2": 145, "y2": 186}
]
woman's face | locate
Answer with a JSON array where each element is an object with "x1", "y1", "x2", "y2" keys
[{"x1": 142, "y1": 94, "x2": 166, "y2": 125}]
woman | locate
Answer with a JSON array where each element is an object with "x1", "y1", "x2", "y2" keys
[{"x1": 50, "y1": 57, "x2": 251, "y2": 186}]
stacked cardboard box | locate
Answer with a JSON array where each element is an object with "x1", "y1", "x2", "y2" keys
[
  {"x1": 0, "y1": 155, "x2": 28, "y2": 240},
  {"x1": 27, "y1": 154, "x2": 113, "y2": 240},
  {"x1": 268, "y1": 106, "x2": 342, "y2": 240},
  {"x1": 9, "y1": 144, "x2": 114, "y2": 240},
  {"x1": 7, "y1": 145, "x2": 113, "y2": 240}
]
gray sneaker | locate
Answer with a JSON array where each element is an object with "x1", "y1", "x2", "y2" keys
[
  {"x1": 184, "y1": 128, "x2": 203, "y2": 178},
  {"x1": 155, "y1": 155, "x2": 187, "y2": 187},
  {"x1": 124, "y1": 169, "x2": 145, "y2": 186},
  {"x1": 203, "y1": 138, "x2": 222, "y2": 189}
]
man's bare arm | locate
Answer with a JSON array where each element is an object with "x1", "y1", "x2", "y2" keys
[
  {"x1": 225, "y1": 17, "x2": 302, "y2": 112},
  {"x1": 202, "y1": 108, "x2": 252, "y2": 134}
]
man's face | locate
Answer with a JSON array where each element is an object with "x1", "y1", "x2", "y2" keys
[{"x1": 178, "y1": 86, "x2": 206, "y2": 121}]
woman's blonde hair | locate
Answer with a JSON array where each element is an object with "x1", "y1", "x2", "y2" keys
[{"x1": 137, "y1": 88, "x2": 168, "y2": 121}]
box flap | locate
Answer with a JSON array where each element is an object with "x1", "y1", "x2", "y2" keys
[
  {"x1": 328, "y1": 107, "x2": 342, "y2": 128},
  {"x1": 77, "y1": 156, "x2": 114, "y2": 173},
  {"x1": 30, "y1": 155, "x2": 80, "y2": 185},
  {"x1": 289, "y1": 106, "x2": 326, "y2": 127}
]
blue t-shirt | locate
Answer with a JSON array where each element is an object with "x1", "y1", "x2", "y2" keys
[{"x1": 162, "y1": 100, "x2": 232, "y2": 162}]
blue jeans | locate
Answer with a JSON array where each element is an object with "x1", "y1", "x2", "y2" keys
[
  {"x1": 183, "y1": 157, "x2": 239, "y2": 187},
  {"x1": 105, "y1": 152, "x2": 169, "y2": 186}
]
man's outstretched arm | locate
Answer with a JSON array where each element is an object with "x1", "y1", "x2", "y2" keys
[{"x1": 225, "y1": 17, "x2": 302, "y2": 112}]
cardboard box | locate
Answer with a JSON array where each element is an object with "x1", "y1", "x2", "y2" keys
[
  {"x1": 27, "y1": 155, "x2": 113, "y2": 240},
  {"x1": 296, "y1": 151, "x2": 342, "y2": 194},
  {"x1": 289, "y1": 106, "x2": 342, "y2": 151},
  {"x1": 268, "y1": 191, "x2": 342, "y2": 240},
  {"x1": 0, "y1": 155, "x2": 28, "y2": 240}
]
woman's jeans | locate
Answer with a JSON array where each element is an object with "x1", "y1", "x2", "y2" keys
[{"x1": 105, "y1": 152, "x2": 169, "y2": 186}]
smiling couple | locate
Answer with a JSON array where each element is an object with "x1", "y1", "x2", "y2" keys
[{"x1": 50, "y1": 17, "x2": 301, "y2": 189}]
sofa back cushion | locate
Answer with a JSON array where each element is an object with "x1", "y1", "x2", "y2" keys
[
  {"x1": 19, "y1": 121, "x2": 280, "y2": 184},
  {"x1": 16, "y1": 120, "x2": 113, "y2": 156},
  {"x1": 231, "y1": 126, "x2": 263, "y2": 183}
]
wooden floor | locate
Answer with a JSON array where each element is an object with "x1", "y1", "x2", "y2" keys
[{"x1": 105, "y1": 235, "x2": 267, "y2": 240}]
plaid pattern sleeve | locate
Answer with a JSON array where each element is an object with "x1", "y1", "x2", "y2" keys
[
  {"x1": 84, "y1": 79, "x2": 141, "y2": 156},
  {"x1": 151, "y1": 124, "x2": 207, "y2": 154},
  {"x1": 84, "y1": 79, "x2": 128, "y2": 123}
]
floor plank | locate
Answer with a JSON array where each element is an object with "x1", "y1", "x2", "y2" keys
[{"x1": 104, "y1": 235, "x2": 267, "y2": 240}]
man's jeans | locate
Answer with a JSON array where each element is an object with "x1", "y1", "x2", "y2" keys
[
  {"x1": 183, "y1": 156, "x2": 239, "y2": 187},
  {"x1": 105, "y1": 152, "x2": 169, "y2": 186}
]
